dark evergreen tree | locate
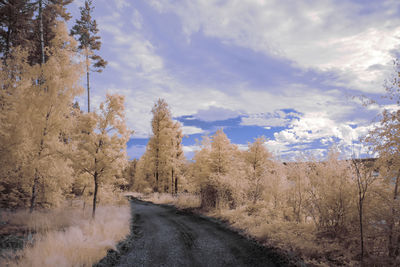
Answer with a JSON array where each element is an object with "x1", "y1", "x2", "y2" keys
[
  {"x1": 71, "y1": 0, "x2": 107, "y2": 113},
  {"x1": 29, "y1": 0, "x2": 73, "y2": 65},
  {"x1": 0, "y1": 0, "x2": 34, "y2": 62}
]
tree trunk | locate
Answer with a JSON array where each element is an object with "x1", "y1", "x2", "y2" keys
[
  {"x1": 30, "y1": 129, "x2": 47, "y2": 213},
  {"x1": 175, "y1": 176, "x2": 178, "y2": 195},
  {"x1": 155, "y1": 146, "x2": 159, "y2": 192},
  {"x1": 81, "y1": 185, "x2": 87, "y2": 210},
  {"x1": 29, "y1": 170, "x2": 39, "y2": 213},
  {"x1": 86, "y1": 52, "x2": 90, "y2": 113},
  {"x1": 92, "y1": 172, "x2": 98, "y2": 219},
  {"x1": 39, "y1": 0, "x2": 45, "y2": 65},
  {"x1": 359, "y1": 198, "x2": 364, "y2": 264},
  {"x1": 171, "y1": 168, "x2": 174, "y2": 195},
  {"x1": 155, "y1": 170, "x2": 159, "y2": 192},
  {"x1": 389, "y1": 171, "x2": 400, "y2": 257}
]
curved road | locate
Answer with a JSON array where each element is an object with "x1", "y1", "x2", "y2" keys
[{"x1": 96, "y1": 198, "x2": 300, "y2": 267}]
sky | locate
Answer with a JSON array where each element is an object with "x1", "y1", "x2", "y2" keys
[{"x1": 68, "y1": 0, "x2": 400, "y2": 160}]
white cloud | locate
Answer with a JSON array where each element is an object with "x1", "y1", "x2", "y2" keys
[
  {"x1": 98, "y1": 8, "x2": 163, "y2": 75},
  {"x1": 72, "y1": 0, "x2": 84, "y2": 8},
  {"x1": 269, "y1": 111, "x2": 378, "y2": 159},
  {"x1": 274, "y1": 112, "x2": 345, "y2": 144},
  {"x1": 194, "y1": 106, "x2": 241, "y2": 121},
  {"x1": 115, "y1": 0, "x2": 130, "y2": 10},
  {"x1": 265, "y1": 139, "x2": 291, "y2": 156},
  {"x1": 241, "y1": 111, "x2": 296, "y2": 127},
  {"x1": 181, "y1": 126, "x2": 204, "y2": 135},
  {"x1": 182, "y1": 145, "x2": 201, "y2": 153},
  {"x1": 236, "y1": 144, "x2": 249, "y2": 151},
  {"x1": 182, "y1": 145, "x2": 201, "y2": 159},
  {"x1": 149, "y1": 0, "x2": 400, "y2": 93},
  {"x1": 131, "y1": 8, "x2": 143, "y2": 29}
]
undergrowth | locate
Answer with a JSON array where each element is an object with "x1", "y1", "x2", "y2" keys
[
  {"x1": 0, "y1": 201, "x2": 130, "y2": 267},
  {"x1": 129, "y1": 192, "x2": 201, "y2": 209}
]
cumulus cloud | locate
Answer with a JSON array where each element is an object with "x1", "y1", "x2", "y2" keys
[
  {"x1": 274, "y1": 113, "x2": 356, "y2": 144},
  {"x1": 268, "y1": 112, "x2": 378, "y2": 159},
  {"x1": 181, "y1": 126, "x2": 204, "y2": 135}
]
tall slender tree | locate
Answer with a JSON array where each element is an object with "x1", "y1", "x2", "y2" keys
[
  {"x1": 147, "y1": 99, "x2": 173, "y2": 192},
  {"x1": 71, "y1": 0, "x2": 107, "y2": 113},
  {"x1": 136, "y1": 99, "x2": 185, "y2": 193},
  {"x1": 351, "y1": 159, "x2": 378, "y2": 264},
  {"x1": 170, "y1": 121, "x2": 185, "y2": 194}
]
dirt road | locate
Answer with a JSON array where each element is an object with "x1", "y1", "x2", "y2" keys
[{"x1": 95, "y1": 198, "x2": 302, "y2": 267}]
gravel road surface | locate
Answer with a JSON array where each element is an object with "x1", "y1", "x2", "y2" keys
[{"x1": 95, "y1": 198, "x2": 303, "y2": 267}]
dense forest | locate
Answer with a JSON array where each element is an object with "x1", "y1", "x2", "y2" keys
[{"x1": 1, "y1": 0, "x2": 400, "y2": 266}]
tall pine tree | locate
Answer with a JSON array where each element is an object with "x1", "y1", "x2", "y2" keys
[{"x1": 71, "y1": 0, "x2": 107, "y2": 113}]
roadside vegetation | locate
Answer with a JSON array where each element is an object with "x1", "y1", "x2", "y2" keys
[
  {"x1": 1, "y1": 201, "x2": 130, "y2": 267},
  {"x1": 129, "y1": 75, "x2": 400, "y2": 266}
]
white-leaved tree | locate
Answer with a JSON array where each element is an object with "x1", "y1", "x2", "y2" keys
[
  {"x1": 169, "y1": 121, "x2": 185, "y2": 194},
  {"x1": 244, "y1": 136, "x2": 273, "y2": 204},
  {"x1": 306, "y1": 149, "x2": 354, "y2": 234},
  {"x1": 0, "y1": 21, "x2": 83, "y2": 210},
  {"x1": 73, "y1": 94, "x2": 130, "y2": 218},
  {"x1": 138, "y1": 99, "x2": 184, "y2": 193},
  {"x1": 191, "y1": 129, "x2": 240, "y2": 209}
]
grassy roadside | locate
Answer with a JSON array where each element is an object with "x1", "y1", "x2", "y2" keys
[{"x1": 0, "y1": 200, "x2": 131, "y2": 267}]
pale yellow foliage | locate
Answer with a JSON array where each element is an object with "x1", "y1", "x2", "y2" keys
[
  {"x1": 73, "y1": 94, "x2": 130, "y2": 218},
  {"x1": 0, "y1": 21, "x2": 84, "y2": 209},
  {"x1": 135, "y1": 99, "x2": 185, "y2": 194}
]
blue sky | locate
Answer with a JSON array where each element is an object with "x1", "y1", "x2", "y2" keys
[{"x1": 69, "y1": 0, "x2": 400, "y2": 160}]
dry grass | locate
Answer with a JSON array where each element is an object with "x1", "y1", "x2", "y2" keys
[
  {"x1": 1, "y1": 206, "x2": 82, "y2": 234},
  {"x1": 173, "y1": 193, "x2": 201, "y2": 209},
  {"x1": 143, "y1": 192, "x2": 175, "y2": 204},
  {"x1": 1, "y1": 203, "x2": 131, "y2": 267},
  {"x1": 209, "y1": 204, "x2": 359, "y2": 266}
]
